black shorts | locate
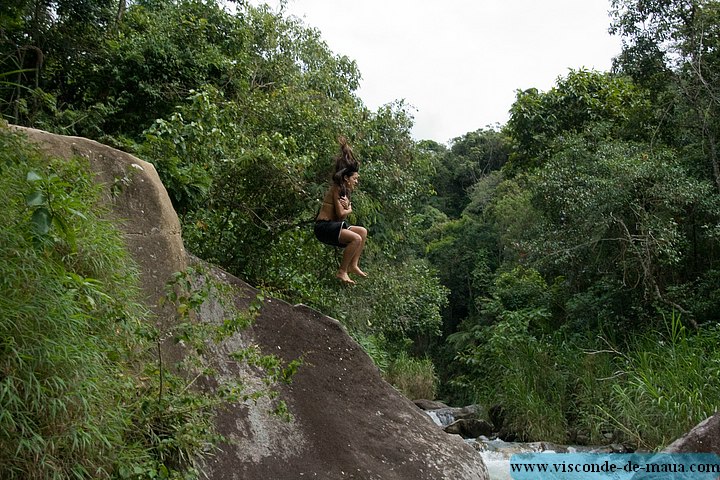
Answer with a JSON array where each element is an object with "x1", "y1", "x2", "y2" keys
[{"x1": 314, "y1": 220, "x2": 349, "y2": 247}]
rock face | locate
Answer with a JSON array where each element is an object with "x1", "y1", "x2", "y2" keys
[
  {"x1": 664, "y1": 413, "x2": 720, "y2": 454},
  {"x1": 14, "y1": 125, "x2": 489, "y2": 480},
  {"x1": 196, "y1": 263, "x2": 488, "y2": 479}
]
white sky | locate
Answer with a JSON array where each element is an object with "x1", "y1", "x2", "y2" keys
[{"x1": 251, "y1": 0, "x2": 623, "y2": 144}]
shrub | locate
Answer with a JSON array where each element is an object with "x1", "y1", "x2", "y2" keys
[
  {"x1": 480, "y1": 310, "x2": 568, "y2": 442},
  {"x1": 0, "y1": 129, "x2": 290, "y2": 479},
  {"x1": 352, "y1": 333, "x2": 391, "y2": 374}
]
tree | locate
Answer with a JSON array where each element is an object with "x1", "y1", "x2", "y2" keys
[
  {"x1": 430, "y1": 128, "x2": 509, "y2": 218},
  {"x1": 505, "y1": 69, "x2": 653, "y2": 173},
  {"x1": 0, "y1": 0, "x2": 119, "y2": 126},
  {"x1": 610, "y1": 0, "x2": 720, "y2": 191},
  {"x1": 518, "y1": 137, "x2": 720, "y2": 327}
]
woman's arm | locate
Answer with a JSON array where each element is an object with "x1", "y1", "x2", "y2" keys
[{"x1": 333, "y1": 187, "x2": 352, "y2": 219}]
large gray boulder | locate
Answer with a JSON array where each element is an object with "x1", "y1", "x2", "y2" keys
[
  {"x1": 14, "y1": 125, "x2": 489, "y2": 479},
  {"x1": 195, "y1": 262, "x2": 488, "y2": 479},
  {"x1": 664, "y1": 413, "x2": 720, "y2": 454}
]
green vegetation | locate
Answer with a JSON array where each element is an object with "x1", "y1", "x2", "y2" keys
[
  {"x1": 2, "y1": 0, "x2": 720, "y2": 470},
  {"x1": 385, "y1": 351, "x2": 438, "y2": 401},
  {"x1": 428, "y1": 0, "x2": 720, "y2": 447}
]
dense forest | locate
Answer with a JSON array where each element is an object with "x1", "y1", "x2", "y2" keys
[{"x1": 2, "y1": 0, "x2": 720, "y2": 477}]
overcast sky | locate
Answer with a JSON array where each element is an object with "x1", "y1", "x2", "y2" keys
[{"x1": 250, "y1": 0, "x2": 623, "y2": 144}]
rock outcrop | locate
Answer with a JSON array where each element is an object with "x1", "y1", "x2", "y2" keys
[
  {"x1": 664, "y1": 413, "x2": 720, "y2": 454},
  {"x1": 13, "y1": 125, "x2": 489, "y2": 480}
]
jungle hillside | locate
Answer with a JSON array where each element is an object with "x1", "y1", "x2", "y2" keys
[{"x1": 2, "y1": 0, "x2": 720, "y2": 474}]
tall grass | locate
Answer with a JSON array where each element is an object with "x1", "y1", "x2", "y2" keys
[
  {"x1": 385, "y1": 351, "x2": 438, "y2": 401},
  {"x1": 469, "y1": 310, "x2": 570, "y2": 442},
  {"x1": 594, "y1": 313, "x2": 720, "y2": 449},
  {"x1": 0, "y1": 128, "x2": 236, "y2": 478},
  {"x1": 0, "y1": 128, "x2": 302, "y2": 478},
  {"x1": 461, "y1": 309, "x2": 720, "y2": 449}
]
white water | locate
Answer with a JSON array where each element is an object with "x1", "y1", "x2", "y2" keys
[
  {"x1": 468, "y1": 438, "x2": 560, "y2": 480},
  {"x1": 424, "y1": 410, "x2": 563, "y2": 480},
  {"x1": 427, "y1": 409, "x2": 456, "y2": 428},
  {"x1": 476, "y1": 450, "x2": 513, "y2": 480}
]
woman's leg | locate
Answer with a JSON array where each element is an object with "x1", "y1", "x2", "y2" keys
[
  {"x1": 347, "y1": 226, "x2": 367, "y2": 277},
  {"x1": 337, "y1": 229, "x2": 362, "y2": 284}
]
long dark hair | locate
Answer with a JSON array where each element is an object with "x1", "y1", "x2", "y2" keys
[
  {"x1": 334, "y1": 135, "x2": 358, "y2": 173},
  {"x1": 333, "y1": 163, "x2": 358, "y2": 198},
  {"x1": 332, "y1": 136, "x2": 359, "y2": 197}
]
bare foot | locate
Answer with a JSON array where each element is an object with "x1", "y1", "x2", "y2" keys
[
  {"x1": 336, "y1": 272, "x2": 356, "y2": 285},
  {"x1": 349, "y1": 267, "x2": 367, "y2": 278}
]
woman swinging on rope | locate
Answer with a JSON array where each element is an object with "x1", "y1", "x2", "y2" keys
[{"x1": 314, "y1": 137, "x2": 368, "y2": 285}]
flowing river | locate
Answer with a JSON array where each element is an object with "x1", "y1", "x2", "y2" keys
[
  {"x1": 426, "y1": 410, "x2": 602, "y2": 480},
  {"x1": 425, "y1": 410, "x2": 538, "y2": 479}
]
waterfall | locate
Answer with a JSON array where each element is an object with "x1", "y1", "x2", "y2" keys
[
  {"x1": 427, "y1": 409, "x2": 456, "y2": 428},
  {"x1": 467, "y1": 438, "x2": 558, "y2": 480}
]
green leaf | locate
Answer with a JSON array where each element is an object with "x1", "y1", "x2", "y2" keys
[
  {"x1": 68, "y1": 208, "x2": 87, "y2": 220},
  {"x1": 25, "y1": 191, "x2": 45, "y2": 207},
  {"x1": 26, "y1": 171, "x2": 42, "y2": 182},
  {"x1": 31, "y1": 208, "x2": 51, "y2": 235}
]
